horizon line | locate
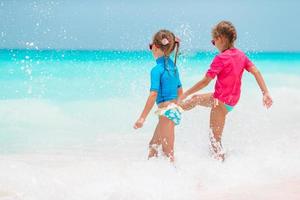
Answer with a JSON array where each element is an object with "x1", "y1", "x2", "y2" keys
[{"x1": 1, "y1": 48, "x2": 300, "y2": 54}]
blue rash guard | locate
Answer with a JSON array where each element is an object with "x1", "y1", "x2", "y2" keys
[{"x1": 150, "y1": 56, "x2": 182, "y2": 105}]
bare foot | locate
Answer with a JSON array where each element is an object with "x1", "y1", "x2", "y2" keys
[
  {"x1": 209, "y1": 134, "x2": 225, "y2": 162},
  {"x1": 168, "y1": 155, "x2": 175, "y2": 163},
  {"x1": 182, "y1": 94, "x2": 208, "y2": 111},
  {"x1": 148, "y1": 144, "x2": 158, "y2": 159}
]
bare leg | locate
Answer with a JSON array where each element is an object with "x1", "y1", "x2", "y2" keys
[
  {"x1": 209, "y1": 103, "x2": 228, "y2": 161},
  {"x1": 181, "y1": 93, "x2": 214, "y2": 111},
  {"x1": 181, "y1": 92, "x2": 229, "y2": 161},
  {"x1": 148, "y1": 121, "x2": 162, "y2": 159},
  {"x1": 159, "y1": 116, "x2": 175, "y2": 162}
]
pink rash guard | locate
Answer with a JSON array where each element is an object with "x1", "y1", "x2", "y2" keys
[{"x1": 206, "y1": 48, "x2": 254, "y2": 106}]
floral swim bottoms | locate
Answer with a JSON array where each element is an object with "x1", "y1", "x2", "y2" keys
[{"x1": 155, "y1": 103, "x2": 183, "y2": 125}]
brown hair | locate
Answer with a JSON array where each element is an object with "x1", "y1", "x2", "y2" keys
[
  {"x1": 152, "y1": 29, "x2": 179, "y2": 65},
  {"x1": 212, "y1": 21, "x2": 237, "y2": 48}
]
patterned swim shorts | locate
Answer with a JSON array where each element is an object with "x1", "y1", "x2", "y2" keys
[{"x1": 155, "y1": 103, "x2": 183, "y2": 125}]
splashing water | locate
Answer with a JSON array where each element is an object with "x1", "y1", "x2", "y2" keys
[{"x1": 0, "y1": 50, "x2": 300, "y2": 200}]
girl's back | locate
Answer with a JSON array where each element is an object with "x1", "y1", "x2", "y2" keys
[
  {"x1": 151, "y1": 57, "x2": 181, "y2": 105},
  {"x1": 207, "y1": 48, "x2": 253, "y2": 106}
]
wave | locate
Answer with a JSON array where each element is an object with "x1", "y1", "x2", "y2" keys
[{"x1": 0, "y1": 87, "x2": 299, "y2": 199}]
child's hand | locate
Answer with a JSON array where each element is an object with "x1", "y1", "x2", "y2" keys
[
  {"x1": 133, "y1": 118, "x2": 145, "y2": 129},
  {"x1": 263, "y1": 92, "x2": 273, "y2": 109}
]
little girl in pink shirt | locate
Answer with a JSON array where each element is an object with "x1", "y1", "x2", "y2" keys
[{"x1": 179, "y1": 21, "x2": 273, "y2": 161}]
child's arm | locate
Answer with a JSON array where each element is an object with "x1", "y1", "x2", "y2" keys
[
  {"x1": 179, "y1": 76, "x2": 212, "y2": 102},
  {"x1": 249, "y1": 66, "x2": 273, "y2": 108},
  {"x1": 178, "y1": 87, "x2": 183, "y2": 98},
  {"x1": 134, "y1": 91, "x2": 157, "y2": 129}
]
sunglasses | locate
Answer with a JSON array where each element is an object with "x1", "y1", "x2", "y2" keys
[
  {"x1": 211, "y1": 40, "x2": 215, "y2": 46},
  {"x1": 149, "y1": 43, "x2": 153, "y2": 50}
]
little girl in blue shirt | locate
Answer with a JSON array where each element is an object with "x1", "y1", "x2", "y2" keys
[{"x1": 134, "y1": 30, "x2": 183, "y2": 162}]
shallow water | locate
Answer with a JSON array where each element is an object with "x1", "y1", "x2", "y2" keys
[{"x1": 0, "y1": 50, "x2": 299, "y2": 199}]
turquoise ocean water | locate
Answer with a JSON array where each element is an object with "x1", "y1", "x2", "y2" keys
[
  {"x1": 1, "y1": 49, "x2": 300, "y2": 151},
  {"x1": 0, "y1": 49, "x2": 300, "y2": 199},
  {"x1": 1, "y1": 50, "x2": 300, "y2": 100}
]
